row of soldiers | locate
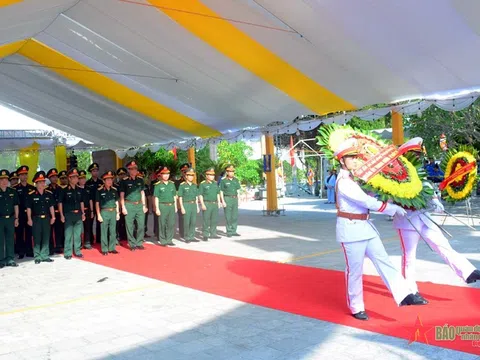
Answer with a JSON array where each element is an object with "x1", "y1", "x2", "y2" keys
[{"x1": 0, "y1": 161, "x2": 242, "y2": 266}]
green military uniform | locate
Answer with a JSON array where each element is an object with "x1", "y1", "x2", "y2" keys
[
  {"x1": 198, "y1": 167, "x2": 220, "y2": 240},
  {"x1": 178, "y1": 168, "x2": 198, "y2": 242},
  {"x1": 86, "y1": 163, "x2": 103, "y2": 245},
  {"x1": 78, "y1": 170, "x2": 94, "y2": 249},
  {"x1": 115, "y1": 167, "x2": 127, "y2": 242},
  {"x1": 175, "y1": 163, "x2": 189, "y2": 238},
  {"x1": 59, "y1": 169, "x2": 84, "y2": 258},
  {"x1": 0, "y1": 169, "x2": 19, "y2": 267},
  {"x1": 96, "y1": 171, "x2": 119, "y2": 254},
  {"x1": 120, "y1": 161, "x2": 145, "y2": 250},
  {"x1": 27, "y1": 171, "x2": 55, "y2": 263},
  {"x1": 153, "y1": 166, "x2": 177, "y2": 246},
  {"x1": 220, "y1": 165, "x2": 241, "y2": 237}
]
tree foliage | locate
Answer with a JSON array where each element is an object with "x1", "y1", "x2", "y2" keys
[{"x1": 217, "y1": 141, "x2": 261, "y2": 186}]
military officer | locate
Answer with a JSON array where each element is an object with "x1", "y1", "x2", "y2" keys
[
  {"x1": 58, "y1": 168, "x2": 85, "y2": 259},
  {"x1": 151, "y1": 168, "x2": 160, "y2": 239},
  {"x1": 334, "y1": 138, "x2": 427, "y2": 320},
  {"x1": 198, "y1": 167, "x2": 221, "y2": 241},
  {"x1": 78, "y1": 170, "x2": 94, "y2": 249},
  {"x1": 119, "y1": 161, "x2": 147, "y2": 251},
  {"x1": 9, "y1": 171, "x2": 19, "y2": 187},
  {"x1": 115, "y1": 167, "x2": 127, "y2": 242},
  {"x1": 153, "y1": 166, "x2": 177, "y2": 246},
  {"x1": 175, "y1": 163, "x2": 189, "y2": 239},
  {"x1": 0, "y1": 170, "x2": 19, "y2": 268},
  {"x1": 142, "y1": 170, "x2": 153, "y2": 238},
  {"x1": 96, "y1": 171, "x2": 120, "y2": 255},
  {"x1": 178, "y1": 168, "x2": 199, "y2": 243},
  {"x1": 26, "y1": 171, "x2": 55, "y2": 264},
  {"x1": 47, "y1": 168, "x2": 63, "y2": 254},
  {"x1": 86, "y1": 163, "x2": 103, "y2": 245},
  {"x1": 58, "y1": 171, "x2": 68, "y2": 187},
  {"x1": 220, "y1": 165, "x2": 241, "y2": 237},
  {"x1": 13, "y1": 165, "x2": 35, "y2": 258}
]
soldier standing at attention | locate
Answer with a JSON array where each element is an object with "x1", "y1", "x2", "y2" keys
[
  {"x1": 26, "y1": 171, "x2": 55, "y2": 264},
  {"x1": 78, "y1": 170, "x2": 94, "y2": 249},
  {"x1": 47, "y1": 168, "x2": 63, "y2": 254},
  {"x1": 151, "y1": 168, "x2": 161, "y2": 239},
  {"x1": 120, "y1": 161, "x2": 147, "y2": 251},
  {"x1": 115, "y1": 167, "x2": 127, "y2": 242},
  {"x1": 141, "y1": 169, "x2": 152, "y2": 238},
  {"x1": 153, "y1": 166, "x2": 177, "y2": 246},
  {"x1": 220, "y1": 165, "x2": 241, "y2": 237},
  {"x1": 175, "y1": 163, "x2": 189, "y2": 239},
  {"x1": 0, "y1": 170, "x2": 19, "y2": 268},
  {"x1": 96, "y1": 171, "x2": 120, "y2": 255},
  {"x1": 198, "y1": 167, "x2": 221, "y2": 241},
  {"x1": 13, "y1": 165, "x2": 35, "y2": 258},
  {"x1": 178, "y1": 168, "x2": 199, "y2": 243},
  {"x1": 9, "y1": 172, "x2": 19, "y2": 187},
  {"x1": 58, "y1": 171, "x2": 68, "y2": 187},
  {"x1": 86, "y1": 163, "x2": 103, "y2": 246},
  {"x1": 58, "y1": 168, "x2": 85, "y2": 259}
]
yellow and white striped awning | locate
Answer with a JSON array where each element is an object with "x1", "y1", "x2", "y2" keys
[{"x1": 1, "y1": 0, "x2": 480, "y2": 149}]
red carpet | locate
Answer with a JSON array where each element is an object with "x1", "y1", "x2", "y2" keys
[{"x1": 82, "y1": 243, "x2": 480, "y2": 355}]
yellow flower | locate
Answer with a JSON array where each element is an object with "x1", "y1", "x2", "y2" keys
[
  {"x1": 444, "y1": 151, "x2": 477, "y2": 200},
  {"x1": 367, "y1": 156, "x2": 423, "y2": 199}
]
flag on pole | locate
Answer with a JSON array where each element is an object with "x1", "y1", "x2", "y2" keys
[
  {"x1": 289, "y1": 136, "x2": 295, "y2": 166},
  {"x1": 170, "y1": 147, "x2": 178, "y2": 160}
]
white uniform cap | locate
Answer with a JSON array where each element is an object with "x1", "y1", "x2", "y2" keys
[{"x1": 334, "y1": 138, "x2": 360, "y2": 160}]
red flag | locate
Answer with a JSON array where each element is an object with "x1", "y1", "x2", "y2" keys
[
  {"x1": 171, "y1": 147, "x2": 177, "y2": 160},
  {"x1": 289, "y1": 136, "x2": 295, "y2": 166}
]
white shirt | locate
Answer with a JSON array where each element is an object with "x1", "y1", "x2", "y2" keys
[{"x1": 336, "y1": 169, "x2": 397, "y2": 243}]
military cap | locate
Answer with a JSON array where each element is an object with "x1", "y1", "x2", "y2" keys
[
  {"x1": 157, "y1": 166, "x2": 170, "y2": 175},
  {"x1": 102, "y1": 170, "x2": 116, "y2": 180},
  {"x1": 205, "y1": 167, "x2": 215, "y2": 175},
  {"x1": 125, "y1": 160, "x2": 138, "y2": 169},
  {"x1": 78, "y1": 170, "x2": 87, "y2": 178},
  {"x1": 9, "y1": 171, "x2": 18, "y2": 180},
  {"x1": 334, "y1": 138, "x2": 360, "y2": 160},
  {"x1": 0, "y1": 169, "x2": 10, "y2": 179},
  {"x1": 33, "y1": 171, "x2": 47, "y2": 183},
  {"x1": 67, "y1": 168, "x2": 79, "y2": 177},
  {"x1": 116, "y1": 167, "x2": 127, "y2": 176},
  {"x1": 88, "y1": 163, "x2": 100, "y2": 172},
  {"x1": 185, "y1": 168, "x2": 195, "y2": 175},
  {"x1": 179, "y1": 163, "x2": 190, "y2": 172},
  {"x1": 225, "y1": 164, "x2": 235, "y2": 172},
  {"x1": 58, "y1": 170, "x2": 67, "y2": 179},
  {"x1": 17, "y1": 165, "x2": 29, "y2": 175},
  {"x1": 47, "y1": 168, "x2": 59, "y2": 178}
]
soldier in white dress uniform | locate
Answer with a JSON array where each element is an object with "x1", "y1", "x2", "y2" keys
[
  {"x1": 393, "y1": 182, "x2": 480, "y2": 295},
  {"x1": 334, "y1": 138, "x2": 427, "y2": 321}
]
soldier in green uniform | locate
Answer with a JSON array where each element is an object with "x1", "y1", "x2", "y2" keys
[
  {"x1": 120, "y1": 161, "x2": 147, "y2": 251},
  {"x1": 96, "y1": 171, "x2": 120, "y2": 255},
  {"x1": 9, "y1": 171, "x2": 19, "y2": 187},
  {"x1": 26, "y1": 171, "x2": 56, "y2": 264},
  {"x1": 153, "y1": 166, "x2": 177, "y2": 246},
  {"x1": 178, "y1": 168, "x2": 199, "y2": 243},
  {"x1": 58, "y1": 171, "x2": 68, "y2": 187},
  {"x1": 0, "y1": 170, "x2": 19, "y2": 268},
  {"x1": 198, "y1": 167, "x2": 221, "y2": 241},
  {"x1": 78, "y1": 170, "x2": 94, "y2": 249},
  {"x1": 175, "y1": 163, "x2": 189, "y2": 239},
  {"x1": 220, "y1": 164, "x2": 241, "y2": 237},
  {"x1": 58, "y1": 168, "x2": 85, "y2": 259},
  {"x1": 47, "y1": 168, "x2": 63, "y2": 254},
  {"x1": 13, "y1": 165, "x2": 35, "y2": 258},
  {"x1": 115, "y1": 167, "x2": 127, "y2": 242},
  {"x1": 86, "y1": 163, "x2": 103, "y2": 245}
]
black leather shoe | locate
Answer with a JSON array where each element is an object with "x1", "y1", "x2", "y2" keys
[
  {"x1": 130, "y1": 247, "x2": 136, "y2": 251},
  {"x1": 102, "y1": 252, "x2": 108, "y2": 256},
  {"x1": 414, "y1": 293, "x2": 429, "y2": 304},
  {"x1": 35, "y1": 259, "x2": 41, "y2": 264},
  {"x1": 211, "y1": 236, "x2": 221, "y2": 239},
  {"x1": 65, "y1": 255, "x2": 72, "y2": 260},
  {"x1": 233, "y1": 233, "x2": 241, "y2": 237},
  {"x1": 191, "y1": 239, "x2": 200, "y2": 242},
  {"x1": 202, "y1": 237, "x2": 208, "y2": 241},
  {"x1": 84, "y1": 245, "x2": 92, "y2": 250},
  {"x1": 0, "y1": 263, "x2": 4, "y2": 269},
  {"x1": 227, "y1": 234, "x2": 232, "y2": 238},
  {"x1": 185, "y1": 240, "x2": 191, "y2": 243},
  {"x1": 18, "y1": 254, "x2": 24, "y2": 259},
  {"x1": 75, "y1": 254, "x2": 83, "y2": 258},
  {"x1": 42, "y1": 258, "x2": 54, "y2": 263},
  {"x1": 466, "y1": 269, "x2": 480, "y2": 284},
  {"x1": 137, "y1": 245, "x2": 145, "y2": 250},
  {"x1": 159, "y1": 244, "x2": 167, "y2": 247},
  {"x1": 400, "y1": 293, "x2": 428, "y2": 306},
  {"x1": 110, "y1": 250, "x2": 119, "y2": 254},
  {"x1": 352, "y1": 311, "x2": 369, "y2": 320},
  {"x1": 6, "y1": 262, "x2": 18, "y2": 267},
  {"x1": 167, "y1": 243, "x2": 176, "y2": 246}
]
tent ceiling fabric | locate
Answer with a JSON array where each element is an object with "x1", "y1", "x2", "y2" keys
[{"x1": 1, "y1": 0, "x2": 480, "y2": 150}]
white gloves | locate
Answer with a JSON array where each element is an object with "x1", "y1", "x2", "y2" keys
[
  {"x1": 430, "y1": 197, "x2": 445, "y2": 214},
  {"x1": 393, "y1": 205, "x2": 407, "y2": 217}
]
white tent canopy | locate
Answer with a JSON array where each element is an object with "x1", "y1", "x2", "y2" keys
[{"x1": 1, "y1": 0, "x2": 480, "y2": 153}]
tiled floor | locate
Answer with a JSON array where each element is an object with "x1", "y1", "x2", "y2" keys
[{"x1": 1, "y1": 196, "x2": 479, "y2": 359}]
